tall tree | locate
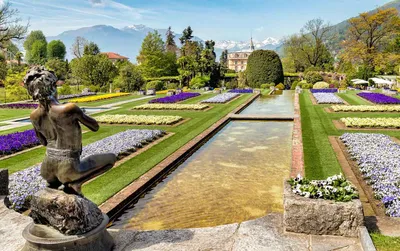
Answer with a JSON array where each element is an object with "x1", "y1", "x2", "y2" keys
[
  {"x1": 341, "y1": 8, "x2": 400, "y2": 78},
  {"x1": 220, "y1": 50, "x2": 228, "y2": 67},
  {"x1": 179, "y1": 26, "x2": 193, "y2": 45},
  {"x1": 113, "y1": 62, "x2": 144, "y2": 92},
  {"x1": 165, "y1": 26, "x2": 177, "y2": 53},
  {"x1": 137, "y1": 31, "x2": 177, "y2": 77},
  {"x1": 30, "y1": 40, "x2": 47, "y2": 65},
  {"x1": 0, "y1": 2, "x2": 28, "y2": 49},
  {"x1": 45, "y1": 58, "x2": 68, "y2": 80},
  {"x1": 23, "y1": 30, "x2": 47, "y2": 64},
  {"x1": 71, "y1": 36, "x2": 88, "y2": 59},
  {"x1": 83, "y1": 42, "x2": 100, "y2": 56},
  {"x1": 47, "y1": 40, "x2": 66, "y2": 60}
]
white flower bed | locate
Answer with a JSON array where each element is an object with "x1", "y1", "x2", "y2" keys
[
  {"x1": 8, "y1": 129, "x2": 166, "y2": 210},
  {"x1": 340, "y1": 133, "x2": 400, "y2": 217},
  {"x1": 313, "y1": 93, "x2": 344, "y2": 104},
  {"x1": 201, "y1": 93, "x2": 239, "y2": 103},
  {"x1": 132, "y1": 104, "x2": 209, "y2": 110},
  {"x1": 95, "y1": 114, "x2": 183, "y2": 125},
  {"x1": 332, "y1": 105, "x2": 400, "y2": 112},
  {"x1": 341, "y1": 117, "x2": 400, "y2": 128}
]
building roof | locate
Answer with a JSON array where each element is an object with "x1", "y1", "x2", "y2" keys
[{"x1": 102, "y1": 52, "x2": 129, "y2": 60}]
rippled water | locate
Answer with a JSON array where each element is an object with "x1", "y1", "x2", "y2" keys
[
  {"x1": 240, "y1": 90, "x2": 294, "y2": 116},
  {"x1": 112, "y1": 121, "x2": 293, "y2": 230}
]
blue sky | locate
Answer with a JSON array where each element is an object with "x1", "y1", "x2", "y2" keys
[{"x1": 6, "y1": 0, "x2": 392, "y2": 41}]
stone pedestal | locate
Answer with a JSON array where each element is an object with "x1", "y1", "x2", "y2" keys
[
  {"x1": 0, "y1": 169, "x2": 8, "y2": 195},
  {"x1": 22, "y1": 188, "x2": 114, "y2": 250},
  {"x1": 283, "y1": 182, "x2": 364, "y2": 237}
]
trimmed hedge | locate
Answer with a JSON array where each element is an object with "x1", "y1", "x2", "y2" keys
[
  {"x1": 305, "y1": 71, "x2": 323, "y2": 84},
  {"x1": 146, "y1": 80, "x2": 164, "y2": 91},
  {"x1": 246, "y1": 50, "x2": 284, "y2": 88}
]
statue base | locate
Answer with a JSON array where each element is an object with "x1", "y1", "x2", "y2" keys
[{"x1": 21, "y1": 213, "x2": 114, "y2": 251}]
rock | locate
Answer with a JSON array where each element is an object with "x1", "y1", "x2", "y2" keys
[
  {"x1": 29, "y1": 188, "x2": 104, "y2": 235},
  {"x1": 283, "y1": 182, "x2": 364, "y2": 237},
  {"x1": 0, "y1": 169, "x2": 8, "y2": 195}
]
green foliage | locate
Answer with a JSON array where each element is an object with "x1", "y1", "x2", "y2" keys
[
  {"x1": 305, "y1": 71, "x2": 323, "y2": 84},
  {"x1": 137, "y1": 31, "x2": 178, "y2": 78},
  {"x1": 83, "y1": 42, "x2": 100, "y2": 56},
  {"x1": 30, "y1": 40, "x2": 47, "y2": 65},
  {"x1": 146, "y1": 80, "x2": 164, "y2": 91},
  {"x1": 275, "y1": 83, "x2": 285, "y2": 90},
  {"x1": 45, "y1": 58, "x2": 68, "y2": 80},
  {"x1": 0, "y1": 62, "x2": 7, "y2": 81},
  {"x1": 145, "y1": 76, "x2": 180, "y2": 82},
  {"x1": 70, "y1": 54, "x2": 118, "y2": 88},
  {"x1": 302, "y1": 83, "x2": 313, "y2": 89},
  {"x1": 113, "y1": 63, "x2": 144, "y2": 92},
  {"x1": 3, "y1": 69, "x2": 29, "y2": 101},
  {"x1": 23, "y1": 30, "x2": 47, "y2": 64},
  {"x1": 313, "y1": 81, "x2": 330, "y2": 89},
  {"x1": 246, "y1": 50, "x2": 284, "y2": 88},
  {"x1": 290, "y1": 81, "x2": 299, "y2": 90},
  {"x1": 224, "y1": 73, "x2": 237, "y2": 78},
  {"x1": 47, "y1": 40, "x2": 66, "y2": 60},
  {"x1": 179, "y1": 26, "x2": 193, "y2": 45},
  {"x1": 165, "y1": 26, "x2": 178, "y2": 53},
  {"x1": 190, "y1": 75, "x2": 209, "y2": 89},
  {"x1": 284, "y1": 72, "x2": 301, "y2": 77},
  {"x1": 166, "y1": 83, "x2": 178, "y2": 89},
  {"x1": 58, "y1": 84, "x2": 72, "y2": 95},
  {"x1": 260, "y1": 84, "x2": 271, "y2": 89},
  {"x1": 225, "y1": 79, "x2": 238, "y2": 89}
]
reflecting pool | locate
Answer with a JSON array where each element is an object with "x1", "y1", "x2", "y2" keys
[
  {"x1": 240, "y1": 90, "x2": 294, "y2": 116},
  {"x1": 112, "y1": 121, "x2": 293, "y2": 230}
]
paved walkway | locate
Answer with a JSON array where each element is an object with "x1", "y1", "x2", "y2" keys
[
  {"x1": 110, "y1": 213, "x2": 363, "y2": 251},
  {"x1": 0, "y1": 197, "x2": 32, "y2": 251},
  {"x1": 100, "y1": 96, "x2": 153, "y2": 108}
]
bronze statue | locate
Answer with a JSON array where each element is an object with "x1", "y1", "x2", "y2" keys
[{"x1": 24, "y1": 66, "x2": 116, "y2": 195}]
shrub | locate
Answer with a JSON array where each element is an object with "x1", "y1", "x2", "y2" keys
[
  {"x1": 246, "y1": 50, "x2": 284, "y2": 88},
  {"x1": 290, "y1": 81, "x2": 299, "y2": 90},
  {"x1": 146, "y1": 80, "x2": 164, "y2": 91},
  {"x1": 58, "y1": 84, "x2": 72, "y2": 95},
  {"x1": 88, "y1": 85, "x2": 100, "y2": 92},
  {"x1": 275, "y1": 83, "x2": 285, "y2": 90},
  {"x1": 313, "y1": 81, "x2": 330, "y2": 89},
  {"x1": 225, "y1": 79, "x2": 238, "y2": 89},
  {"x1": 190, "y1": 76, "x2": 209, "y2": 89},
  {"x1": 260, "y1": 84, "x2": 270, "y2": 89},
  {"x1": 305, "y1": 71, "x2": 323, "y2": 84},
  {"x1": 302, "y1": 83, "x2": 313, "y2": 89},
  {"x1": 166, "y1": 83, "x2": 178, "y2": 89}
]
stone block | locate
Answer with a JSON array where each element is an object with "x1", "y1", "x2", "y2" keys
[
  {"x1": 283, "y1": 182, "x2": 364, "y2": 237},
  {"x1": 0, "y1": 169, "x2": 8, "y2": 195},
  {"x1": 29, "y1": 188, "x2": 104, "y2": 235}
]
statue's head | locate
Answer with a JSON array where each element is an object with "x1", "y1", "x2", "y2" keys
[{"x1": 24, "y1": 66, "x2": 58, "y2": 103}]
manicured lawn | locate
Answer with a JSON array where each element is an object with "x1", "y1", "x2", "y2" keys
[
  {"x1": 0, "y1": 109, "x2": 33, "y2": 122},
  {"x1": 370, "y1": 233, "x2": 400, "y2": 251},
  {"x1": 300, "y1": 91, "x2": 400, "y2": 180},
  {"x1": 336, "y1": 91, "x2": 370, "y2": 105}
]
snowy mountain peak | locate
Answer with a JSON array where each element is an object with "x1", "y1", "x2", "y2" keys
[
  {"x1": 214, "y1": 37, "x2": 281, "y2": 51},
  {"x1": 124, "y1": 24, "x2": 149, "y2": 31}
]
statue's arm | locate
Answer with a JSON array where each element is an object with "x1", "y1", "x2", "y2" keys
[
  {"x1": 34, "y1": 128, "x2": 48, "y2": 146},
  {"x1": 73, "y1": 105, "x2": 99, "y2": 132}
]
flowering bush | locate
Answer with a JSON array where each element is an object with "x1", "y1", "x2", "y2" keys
[
  {"x1": 228, "y1": 89, "x2": 253, "y2": 93},
  {"x1": 288, "y1": 174, "x2": 359, "y2": 202},
  {"x1": 310, "y1": 89, "x2": 338, "y2": 93},
  {"x1": 357, "y1": 93, "x2": 400, "y2": 104},
  {"x1": 341, "y1": 117, "x2": 400, "y2": 128},
  {"x1": 132, "y1": 104, "x2": 209, "y2": 110},
  {"x1": 0, "y1": 103, "x2": 38, "y2": 109},
  {"x1": 313, "y1": 93, "x2": 344, "y2": 104},
  {"x1": 149, "y1": 92, "x2": 200, "y2": 103},
  {"x1": 8, "y1": 129, "x2": 166, "y2": 210},
  {"x1": 69, "y1": 93, "x2": 130, "y2": 103},
  {"x1": 58, "y1": 92, "x2": 96, "y2": 100},
  {"x1": 340, "y1": 133, "x2": 400, "y2": 217},
  {"x1": 201, "y1": 93, "x2": 239, "y2": 103},
  {"x1": 0, "y1": 130, "x2": 40, "y2": 157},
  {"x1": 312, "y1": 81, "x2": 330, "y2": 89},
  {"x1": 332, "y1": 105, "x2": 400, "y2": 112},
  {"x1": 95, "y1": 114, "x2": 183, "y2": 125}
]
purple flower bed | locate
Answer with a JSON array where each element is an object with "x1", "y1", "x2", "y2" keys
[
  {"x1": 149, "y1": 92, "x2": 200, "y2": 103},
  {"x1": 228, "y1": 89, "x2": 253, "y2": 93},
  {"x1": 340, "y1": 133, "x2": 400, "y2": 217},
  {"x1": 357, "y1": 93, "x2": 400, "y2": 104},
  {"x1": 0, "y1": 103, "x2": 38, "y2": 109},
  {"x1": 0, "y1": 130, "x2": 40, "y2": 156},
  {"x1": 310, "y1": 89, "x2": 338, "y2": 93}
]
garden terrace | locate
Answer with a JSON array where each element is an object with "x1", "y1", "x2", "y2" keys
[{"x1": 312, "y1": 93, "x2": 344, "y2": 104}]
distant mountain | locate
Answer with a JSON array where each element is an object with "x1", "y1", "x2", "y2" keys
[{"x1": 47, "y1": 24, "x2": 282, "y2": 61}]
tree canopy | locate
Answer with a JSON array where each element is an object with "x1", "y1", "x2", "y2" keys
[
  {"x1": 246, "y1": 50, "x2": 284, "y2": 87},
  {"x1": 24, "y1": 30, "x2": 47, "y2": 64},
  {"x1": 83, "y1": 42, "x2": 100, "y2": 56},
  {"x1": 47, "y1": 40, "x2": 66, "y2": 60},
  {"x1": 0, "y1": 2, "x2": 28, "y2": 49}
]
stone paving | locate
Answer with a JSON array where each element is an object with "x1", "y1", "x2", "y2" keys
[{"x1": 109, "y1": 213, "x2": 363, "y2": 251}]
